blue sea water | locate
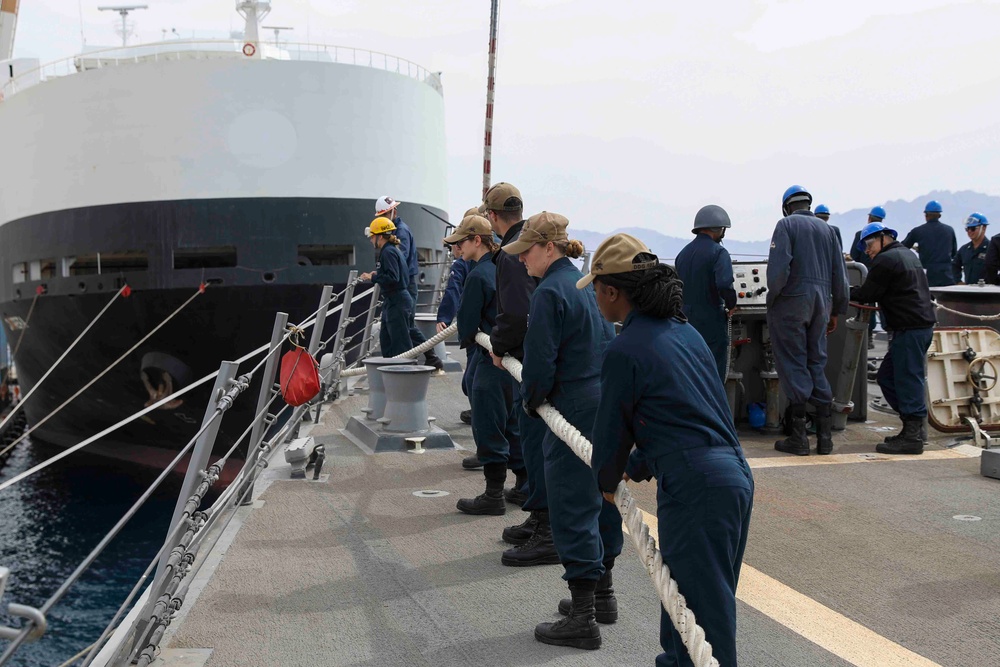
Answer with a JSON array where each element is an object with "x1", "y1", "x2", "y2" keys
[{"x1": 0, "y1": 437, "x2": 183, "y2": 666}]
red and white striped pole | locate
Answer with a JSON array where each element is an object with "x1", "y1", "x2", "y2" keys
[{"x1": 482, "y1": 0, "x2": 500, "y2": 199}]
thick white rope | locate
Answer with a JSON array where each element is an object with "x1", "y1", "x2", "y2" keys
[
  {"x1": 341, "y1": 322, "x2": 458, "y2": 378},
  {"x1": 931, "y1": 300, "x2": 1000, "y2": 321},
  {"x1": 474, "y1": 331, "x2": 719, "y2": 667}
]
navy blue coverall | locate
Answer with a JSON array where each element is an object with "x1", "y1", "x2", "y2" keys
[
  {"x1": 850, "y1": 241, "x2": 936, "y2": 418},
  {"x1": 456, "y1": 252, "x2": 524, "y2": 471},
  {"x1": 436, "y1": 257, "x2": 473, "y2": 393},
  {"x1": 592, "y1": 312, "x2": 753, "y2": 667},
  {"x1": 372, "y1": 242, "x2": 414, "y2": 357},
  {"x1": 902, "y1": 220, "x2": 957, "y2": 286},
  {"x1": 953, "y1": 238, "x2": 988, "y2": 285},
  {"x1": 829, "y1": 224, "x2": 843, "y2": 252},
  {"x1": 493, "y1": 221, "x2": 546, "y2": 510},
  {"x1": 521, "y1": 257, "x2": 623, "y2": 581},
  {"x1": 766, "y1": 211, "x2": 849, "y2": 406},
  {"x1": 675, "y1": 234, "x2": 737, "y2": 381},
  {"x1": 394, "y1": 217, "x2": 429, "y2": 348}
]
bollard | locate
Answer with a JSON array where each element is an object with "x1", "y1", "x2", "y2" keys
[
  {"x1": 361, "y1": 357, "x2": 416, "y2": 420},
  {"x1": 377, "y1": 365, "x2": 436, "y2": 433},
  {"x1": 414, "y1": 314, "x2": 448, "y2": 361}
]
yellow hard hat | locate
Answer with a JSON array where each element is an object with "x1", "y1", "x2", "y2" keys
[{"x1": 367, "y1": 217, "x2": 397, "y2": 237}]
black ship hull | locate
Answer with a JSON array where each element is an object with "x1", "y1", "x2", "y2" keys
[{"x1": 0, "y1": 196, "x2": 448, "y2": 472}]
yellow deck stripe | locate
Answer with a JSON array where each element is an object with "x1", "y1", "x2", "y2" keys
[
  {"x1": 633, "y1": 510, "x2": 941, "y2": 667},
  {"x1": 746, "y1": 448, "x2": 968, "y2": 469}
]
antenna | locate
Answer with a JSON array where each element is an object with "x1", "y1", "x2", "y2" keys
[
  {"x1": 261, "y1": 25, "x2": 293, "y2": 46},
  {"x1": 98, "y1": 4, "x2": 149, "y2": 47}
]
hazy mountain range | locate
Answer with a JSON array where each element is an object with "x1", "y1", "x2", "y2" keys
[{"x1": 573, "y1": 190, "x2": 1000, "y2": 261}]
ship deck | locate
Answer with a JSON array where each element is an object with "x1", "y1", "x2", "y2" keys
[{"x1": 156, "y1": 340, "x2": 1000, "y2": 667}]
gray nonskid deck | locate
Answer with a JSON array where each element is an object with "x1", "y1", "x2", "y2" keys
[{"x1": 162, "y1": 342, "x2": 998, "y2": 666}]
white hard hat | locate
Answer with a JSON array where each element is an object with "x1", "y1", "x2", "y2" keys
[{"x1": 375, "y1": 195, "x2": 400, "y2": 216}]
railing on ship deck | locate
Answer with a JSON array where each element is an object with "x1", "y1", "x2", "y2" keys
[
  {"x1": 0, "y1": 40, "x2": 443, "y2": 100},
  {"x1": 0, "y1": 270, "x2": 399, "y2": 666}
]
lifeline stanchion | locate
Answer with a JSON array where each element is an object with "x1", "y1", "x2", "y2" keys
[
  {"x1": 357, "y1": 284, "x2": 381, "y2": 360},
  {"x1": 474, "y1": 331, "x2": 720, "y2": 667}
]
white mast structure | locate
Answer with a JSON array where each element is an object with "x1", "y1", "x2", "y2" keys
[
  {"x1": 236, "y1": 0, "x2": 271, "y2": 59},
  {"x1": 0, "y1": 0, "x2": 20, "y2": 61},
  {"x1": 97, "y1": 4, "x2": 149, "y2": 47}
]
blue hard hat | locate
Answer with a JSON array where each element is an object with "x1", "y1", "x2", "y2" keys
[
  {"x1": 856, "y1": 221, "x2": 898, "y2": 253},
  {"x1": 868, "y1": 206, "x2": 886, "y2": 220},
  {"x1": 924, "y1": 200, "x2": 943, "y2": 213},
  {"x1": 815, "y1": 204, "x2": 830, "y2": 215},
  {"x1": 782, "y1": 185, "x2": 812, "y2": 207},
  {"x1": 966, "y1": 212, "x2": 989, "y2": 228}
]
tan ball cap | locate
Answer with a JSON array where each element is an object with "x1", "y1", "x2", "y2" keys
[
  {"x1": 576, "y1": 233, "x2": 659, "y2": 289},
  {"x1": 478, "y1": 182, "x2": 523, "y2": 214},
  {"x1": 444, "y1": 215, "x2": 494, "y2": 244},
  {"x1": 463, "y1": 207, "x2": 481, "y2": 218},
  {"x1": 502, "y1": 211, "x2": 570, "y2": 255}
]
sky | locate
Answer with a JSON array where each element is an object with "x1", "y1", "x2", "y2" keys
[{"x1": 10, "y1": 0, "x2": 1000, "y2": 240}]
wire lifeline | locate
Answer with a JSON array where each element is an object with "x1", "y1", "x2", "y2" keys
[
  {"x1": 474, "y1": 331, "x2": 720, "y2": 667},
  {"x1": 0, "y1": 408, "x2": 225, "y2": 665}
]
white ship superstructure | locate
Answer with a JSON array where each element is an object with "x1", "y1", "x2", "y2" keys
[{"x1": 0, "y1": 1, "x2": 451, "y2": 464}]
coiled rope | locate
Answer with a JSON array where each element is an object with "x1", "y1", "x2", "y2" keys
[{"x1": 474, "y1": 331, "x2": 719, "y2": 667}]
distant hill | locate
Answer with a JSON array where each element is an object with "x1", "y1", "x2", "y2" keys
[{"x1": 574, "y1": 190, "x2": 1000, "y2": 259}]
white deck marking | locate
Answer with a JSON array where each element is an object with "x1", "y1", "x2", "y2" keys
[
  {"x1": 632, "y1": 509, "x2": 943, "y2": 667},
  {"x1": 745, "y1": 448, "x2": 970, "y2": 469}
]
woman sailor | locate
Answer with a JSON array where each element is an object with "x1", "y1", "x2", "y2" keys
[
  {"x1": 447, "y1": 214, "x2": 524, "y2": 515},
  {"x1": 359, "y1": 217, "x2": 415, "y2": 357},
  {"x1": 582, "y1": 233, "x2": 754, "y2": 667},
  {"x1": 503, "y1": 212, "x2": 623, "y2": 650}
]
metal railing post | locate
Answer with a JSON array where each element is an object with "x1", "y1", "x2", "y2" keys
[
  {"x1": 239, "y1": 312, "x2": 288, "y2": 506},
  {"x1": 308, "y1": 285, "x2": 335, "y2": 357},
  {"x1": 323, "y1": 272, "x2": 358, "y2": 406},
  {"x1": 358, "y1": 284, "x2": 381, "y2": 360},
  {"x1": 157, "y1": 361, "x2": 238, "y2": 582}
]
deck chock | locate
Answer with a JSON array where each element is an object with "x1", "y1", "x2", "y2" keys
[{"x1": 284, "y1": 436, "x2": 319, "y2": 479}]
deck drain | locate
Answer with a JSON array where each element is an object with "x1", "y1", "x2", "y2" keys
[
  {"x1": 413, "y1": 490, "x2": 450, "y2": 498},
  {"x1": 953, "y1": 515, "x2": 982, "y2": 522}
]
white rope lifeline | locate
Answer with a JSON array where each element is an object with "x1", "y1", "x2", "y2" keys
[{"x1": 474, "y1": 332, "x2": 719, "y2": 667}]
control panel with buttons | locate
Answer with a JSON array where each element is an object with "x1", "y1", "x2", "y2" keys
[{"x1": 732, "y1": 261, "x2": 769, "y2": 309}]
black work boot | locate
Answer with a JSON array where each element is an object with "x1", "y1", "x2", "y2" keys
[
  {"x1": 559, "y1": 564, "x2": 618, "y2": 624},
  {"x1": 775, "y1": 403, "x2": 809, "y2": 456},
  {"x1": 460, "y1": 409, "x2": 472, "y2": 425},
  {"x1": 423, "y1": 351, "x2": 445, "y2": 371},
  {"x1": 535, "y1": 579, "x2": 601, "y2": 650},
  {"x1": 501, "y1": 513, "x2": 560, "y2": 566},
  {"x1": 815, "y1": 402, "x2": 834, "y2": 455},
  {"x1": 457, "y1": 463, "x2": 506, "y2": 515},
  {"x1": 502, "y1": 510, "x2": 541, "y2": 545},
  {"x1": 504, "y1": 469, "x2": 528, "y2": 506},
  {"x1": 462, "y1": 454, "x2": 483, "y2": 470},
  {"x1": 877, "y1": 416, "x2": 924, "y2": 455},
  {"x1": 884, "y1": 418, "x2": 927, "y2": 444}
]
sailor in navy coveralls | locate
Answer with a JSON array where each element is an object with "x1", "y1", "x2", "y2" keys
[
  {"x1": 505, "y1": 211, "x2": 624, "y2": 650},
  {"x1": 359, "y1": 217, "x2": 414, "y2": 358},
  {"x1": 583, "y1": 232, "x2": 754, "y2": 667}
]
